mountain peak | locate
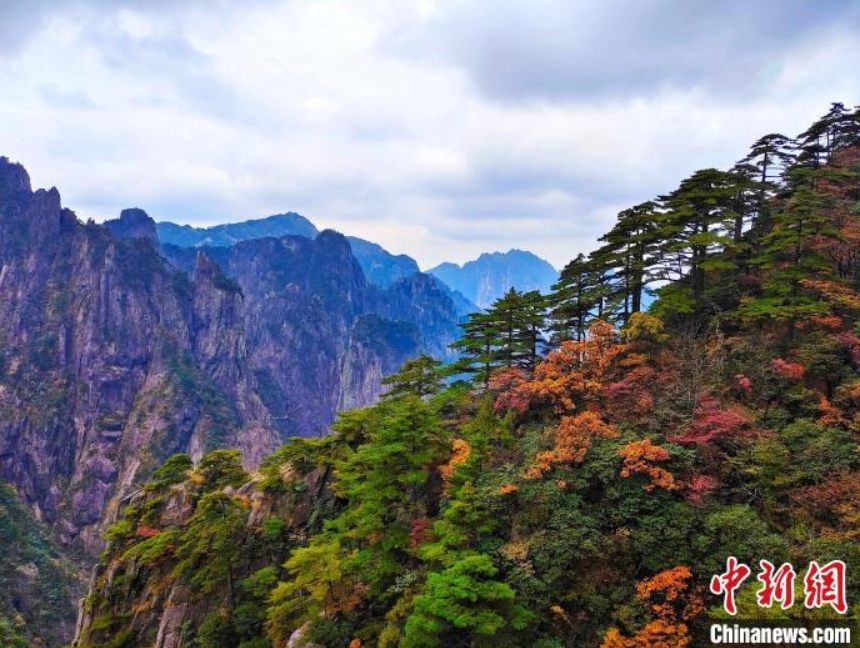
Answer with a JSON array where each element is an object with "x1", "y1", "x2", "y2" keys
[
  {"x1": 155, "y1": 212, "x2": 319, "y2": 248},
  {"x1": 104, "y1": 207, "x2": 158, "y2": 241},
  {"x1": 428, "y1": 249, "x2": 559, "y2": 308},
  {"x1": 0, "y1": 156, "x2": 33, "y2": 198}
]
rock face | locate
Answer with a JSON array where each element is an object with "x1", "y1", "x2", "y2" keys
[
  {"x1": 429, "y1": 249, "x2": 559, "y2": 309},
  {"x1": 0, "y1": 158, "x2": 279, "y2": 556},
  {"x1": 345, "y1": 235, "x2": 420, "y2": 287},
  {"x1": 162, "y1": 233, "x2": 462, "y2": 438},
  {"x1": 0, "y1": 156, "x2": 463, "y2": 559}
]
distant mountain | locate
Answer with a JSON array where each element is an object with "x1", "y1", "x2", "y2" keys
[
  {"x1": 154, "y1": 214, "x2": 429, "y2": 290},
  {"x1": 429, "y1": 249, "x2": 559, "y2": 309},
  {"x1": 345, "y1": 236, "x2": 420, "y2": 287},
  {"x1": 155, "y1": 212, "x2": 319, "y2": 247},
  {"x1": 105, "y1": 207, "x2": 159, "y2": 242}
]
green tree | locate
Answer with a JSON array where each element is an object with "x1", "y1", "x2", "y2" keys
[
  {"x1": 592, "y1": 201, "x2": 662, "y2": 321},
  {"x1": 451, "y1": 310, "x2": 502, "y2": 388},
  {"x1": 174, "y1": 491, "x2": 249, "y2": 607},
  {"x1": 653, "y1": 168, "x2": 741, "y2": 312},
  {"x1": 197, "y1": 449, "x2": 248, "y2": 491},
  {"x1": 403, "y1": 554, "x2": 529, "y2": 647},
  {"x1": 382, "y1": 355, "x2": 444, "y2": 399},
  {"x1": 741, "y1": 164, "x2": 842, "y2": 326},
  {"x1": 549, "y1": 253, "x2": 603, "y2": 343}
]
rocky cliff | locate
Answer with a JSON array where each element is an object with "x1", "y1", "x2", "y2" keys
[
  {"x1": 0, "y1": 156, "x2": 464, "y2": 645},
  {"x1": 0, "y1": 157, "x2": 279, "y2": 557},
  {"x1": 162, "y1": 232, "x2": 462, "y2": 438},
  {"x1": 71, "y1": 448, "x2": 338, "y2": 648}
]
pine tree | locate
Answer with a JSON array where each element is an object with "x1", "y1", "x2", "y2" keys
[
  {"x1": 382, "y1": 355, "x2": 443, "y2": 399},
  {"x1": 549, "y1": 253, "x2": 603, "y2": 343},
  {"x1": 593, "y1": 201, "x2": 662, "y2": 320},
  {"x1": 796, "y1": 103, "x2": 860, "y2": 169},
  {"x1": 653, "y1": 168, "x2": 741, "y2": 312},
  {"x1": 450, "y1": 310, "x2": 501, "y2": 388},
  {"x1": 515, "y1": 289, "x2": 548, "y2": 371}
]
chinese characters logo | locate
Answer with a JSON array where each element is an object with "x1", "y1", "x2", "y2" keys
[{"x1": 710, "y1": 558, "x2": 847, "y2": 615}]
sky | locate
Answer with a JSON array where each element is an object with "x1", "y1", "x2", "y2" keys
[{"x1": 1, "y1": 1, "x2": 859, "y2": 270}]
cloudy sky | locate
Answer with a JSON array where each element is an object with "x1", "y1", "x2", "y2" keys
[{"x1": 1, "y1": 0, "x2": 859, "y2": 269}]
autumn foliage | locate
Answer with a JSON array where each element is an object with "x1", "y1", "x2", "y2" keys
[
  {"x1": 438, "y1": 438, "x2": 471, "y2": 492},
  {"x1": 525, "y1": 411, "x2": 618, "y2": 479},
  {"x1": 618, "y1": 439, "x2": 676, "y2": 492},
  {"x1": 525, "y1": 320, "x2": 627, "y2": 415},
  {"x1": 671, "y1": 394, "x2": 751, "y2": 445},
  {"x1": 602, "y1": 567, "x2": 701, "y2": 647}
]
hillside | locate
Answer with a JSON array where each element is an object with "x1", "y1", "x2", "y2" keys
[{"x1": 73, "y1": 103, "x2": 860, "y2": 647}]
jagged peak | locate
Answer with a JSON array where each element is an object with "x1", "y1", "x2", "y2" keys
[
  {"x1": 194, "y1": 249, "x2": 222, "y2": 277},
  {"x1": 105, "y1": 207, "x2": 158, "y2": 241},
  {"x1": 0, "y1": 156, "x2": 33, "y2": 196},
  {"x1": 316, "y1": 228, "x2": 352, "y2": 251}
]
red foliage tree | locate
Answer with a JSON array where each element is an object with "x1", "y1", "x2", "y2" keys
[
  {"x1": 489, "y1": 367, "x2": 532, "y2": 417},
  {"x1": 770, "y1": 358, "x2": 806, "y2": 381},
  {"x1": 671, "y1": 393, "x2": 752, "y2": 445}
]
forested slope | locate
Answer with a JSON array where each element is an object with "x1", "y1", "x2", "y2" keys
[{"x1": 75, "y1": 102, "x2": 860, "y2": 647}]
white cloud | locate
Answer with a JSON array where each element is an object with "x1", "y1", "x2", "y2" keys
[{"x1": 0, "y1": 0, "x2": 858, "y2": 269}]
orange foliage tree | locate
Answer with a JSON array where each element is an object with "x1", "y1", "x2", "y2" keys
[
  {"x1": 525, "y1": 412, "x2": 618, "y2": 479},
  {"x1": 618, "y1": 439, "x2": 677, "y2": 492},
  {"x1": 438, "y1": 438, "x2": 471, "y2": 494},
  {"x1": 601, "y1": 566, "x2": 701, "y2": 648},
  {"x1": 520, "y1": 321, "x2": 632, "y2": 479},
  {"x1": 525, "y1": 320, "x2": 627, "y2": 415}
]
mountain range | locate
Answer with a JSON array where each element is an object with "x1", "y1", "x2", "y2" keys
[
  {"x1": 0, "y1": 157, "x2": 462, "y2": 644},
  {"x1": 155, "y1": 214, "x2": 558, "y2": 310},
  {"x1": 0, "y1": 156, "x2": 558, "y2": 646},
  {"x1": 429, "y1": 250, "x2": 558, "y2": 309}
]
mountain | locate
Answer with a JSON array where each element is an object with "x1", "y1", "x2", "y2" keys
[
  {"x1": 104, "y1": 207, "x2": 159, "y2": 242},
  {"x1": 155, "y1": 212, "x2": 318, "y2": 247},
  {"x1": 154, "y1": 213, "x2": 426, "y2": 289},
  {"x1": 72, "y1": 109, "x2": 860, "y2": 648},
  {"x1": 344, "y1": 236, "x2": 420, "y2": 287},
  {"x1": 0, "y1": 156, "x2": 464, "y2": 645},
  {"x1": 429, "y1": 249, "x2": 558, "y2": 309},
  {"x1": 160, "y1": 234, "x2": 462, "y2": 437}
]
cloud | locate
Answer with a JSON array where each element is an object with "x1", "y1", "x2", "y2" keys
[
  {"x1": 388, "y1": 0, "x2": 860, "y2": 103},
  {"x1": 0, "y1": 0, "x2": 858, "y2": 270}
]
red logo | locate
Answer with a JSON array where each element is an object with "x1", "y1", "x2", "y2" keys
[
  {"x1": 710, "y1": 557, "x2": 751, "y2": 615},
  {"x1": 711, "y1": 558, "x2": 847, "y2": 615},
  {"x1": 756, "y1": 560, "x2": 796, "y2": 610},
  {"x1": 804, "y1": 560, "x2": 848, "y2": 614}
]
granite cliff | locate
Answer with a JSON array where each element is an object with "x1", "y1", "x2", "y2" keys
[{"x1": 0, "y1": 157, "x2": 464, "y2": 645}]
